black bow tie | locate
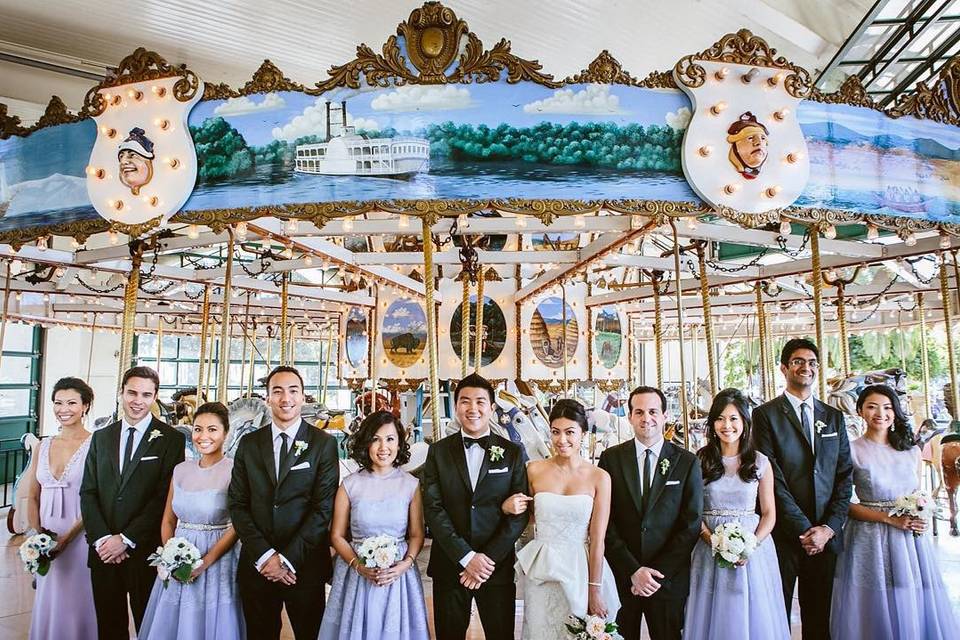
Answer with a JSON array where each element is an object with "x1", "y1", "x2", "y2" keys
[{"x1": 464, "y1": 435, "x2": 490, "y2": 450}]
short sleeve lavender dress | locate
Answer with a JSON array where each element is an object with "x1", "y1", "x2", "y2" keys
[
  {"x1": 830, "y1": 438, "x2": 959, "y2": 639},
  {"x1": 139, "y1": 457, "x2": 244, "y2": 640},
  {"x1": 318, "y1": 468, "x2": 430, "y2": 640},
  {"x1": 683, "y1": 452, "x2": 790, "y2": 640},
  {"x1": 29, "y1": 436, "x2": 97, "y2": 640}
]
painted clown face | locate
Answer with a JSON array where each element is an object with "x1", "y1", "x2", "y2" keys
[{"x1": 118, "y1": 149, "x2": 153, "y2": 195}]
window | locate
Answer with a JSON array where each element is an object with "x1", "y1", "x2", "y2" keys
[{"x1": 0, "y1": 324, "x2": 41, "y2": 470}]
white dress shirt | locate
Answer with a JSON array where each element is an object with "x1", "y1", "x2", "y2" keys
[
  {"x1": 254, "y1": 422, "x2": 300, "y2": 574},
  {"x1": 784, "y1": 390, "x2": 816, "y2": 454},
  {"x1": 634, "y1": 436, "x2": 665, "y2": 496},
  {"x1": 94, "y1": 413, "x2": 154, "y2": 552},
  {"x1": 459, "y1": 429, "x2": 491, "y2": 568}
]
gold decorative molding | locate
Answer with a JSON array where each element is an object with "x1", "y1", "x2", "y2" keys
[
  {"x1": 0, "y1": 96, "x2": 85, "y2": 140},
  {"x1": 400, "y1": 2, "x2": 468, "y2": 83},
  {"x1": 673, "y1": 29, "x2": 812, "y2": 98},
  {"x1": 378, "y1": 377, "x2": 426, "y2": 392},
  {"x1": 563, "y1": 50, "x2": 676, "y2": 89},
  {"x1": 109, "y1": 215, "x2": 164, "y2": 239},
  {"x1": 241, "y1": 60, "x2": 314, "y2": 96},
  {"x1": 0, "y1": 218, "x2": 108, "y2": 251},
  {"x1": 595, "y1": 378, "x2": 626, "y2": 393},
  {"x1": 809, "y1": 75, "x2": 881, "y2": 111},
  {"x1": 888, "y1": 54, "x2": 960, "y2": 124},
  {"x1": 82, "y1": 47, "x2": 201, "y2": 117},
  {"x1": 637, "y1": 70, "x2": 678, "y2": 89}
]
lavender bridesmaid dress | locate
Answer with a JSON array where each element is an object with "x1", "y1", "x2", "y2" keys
[
  {"x1": 318, "y1": 468, "x2": 430, "y2": 640},
  {"x1": 830, "y1": 438, "x2": 959, "y2": 639},
  {"x1": 139, "y1": 457, "x2": 244, "y2": 640},
  {"x1": 29, "y1": 435, "x2": 97, "y2": 640},
  {"x1": 683, "y1": 452, "x2": 789, "y2": 640}
]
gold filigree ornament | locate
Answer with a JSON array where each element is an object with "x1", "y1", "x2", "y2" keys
[
  {"x1": 82, "y1": 47, "x2": 201, "y2": 117},
  {"x1": 889, "y1": 54, "x2": 960, "y2": 124},
  {"x1": 0, "y1": 96, "x2": 85, "y2": 140},
  {"x1": 563, "y1": 50, "x2": 676, "y2": 89},
  {"x1": 673, "y1": 29, "x2": 812, "y2": 99},
  {"x1": 809, "y1": 76, "x2": 882, "y2": 111}
]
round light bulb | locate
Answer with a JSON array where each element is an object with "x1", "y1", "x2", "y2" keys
[
  {"x1": 698, "y1": 145, "x2": 713, "y2": 157},
  {"x1": 866, "y1": 224, "x2": 879, "y2": 241},
  {"x1": 779, "y1": 219, "x2": 792, "y2": 236},
  {"x1": 823, "y1": 224, "x2": 837, "y2": 240},
  {"x1": 710, "y1": 101, "x2": 728, "y2": 116}
]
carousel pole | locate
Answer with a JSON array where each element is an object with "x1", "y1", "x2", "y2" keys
[
  {"x1": 696, "y1": 244, "x2": 718, "y2": 396},
  {"x1": 474, "y1": 267, "x2": 486, "y2": 375},
  {"x1": 155, "y1": 317, "x2": 164, "y2": 369},
  {"x1": 370, "y1": 289, "x2": 380, "y2": 416},
  {"x1": 755, "y1": 283, "x2": 770, "y2": 400},
  {"x1": 421, "y1": 217, "x2": 442, "y2": 442},
  {"x1": 460, "y1": 276, "x2": 471, "y2": 377},
  {"x1": 917, "y1": 292, "x2": 933, "y2": 420},
  {"x1": 322, "y1": 322, "x2": 336, "y2": 406},
  {"x1": 939, "y1": 254, "x2": 960, "y2": 417},
  {"x1": 810, "y1": 228, "x2": 828, "y2": 399},
  {"x1": 216, "y1": 228, "x2": 235, "y2": 402},
  {"x1": 247, "y1": 324, "x2": 257, "y2": 397},
  {"x1": 197, "y1": 284, "x2": 211, "y2": 400},
  {"x1": 896, "y1": 311, "x2": 908, "y2": 373},
  {"x1": 0, "y1": 263, "x2": 11, "y2": 372},
  {"x1": 239, "y1": 293, "x2": 251, "y2": 394},
  {"x1": 561, "y1": 282, "x2": 569, "y2": 399},
  {"x1": 836, "y1": 283, "x2": 851, "y2": 378},
  {"x1": 117, "y1": 249, "x2": 142, "y2": 392},
  {"x1": 652, "y1": 271, "x2": 664, "y2": 389},
  {"x1": 670, "y1": 221, "x2": 690, "y2": 450},
  {"x1": 280, "y1": 273, "x2": 289, "y2": 365}
]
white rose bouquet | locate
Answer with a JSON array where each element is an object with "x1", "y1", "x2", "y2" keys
[
  {"x1": 565, "y1": 614, "x2": 622, "y2": 639},
  {"x1": 355, "y1": 534, "x2": 402, "y2": 569},
  {"x1": 19, "y1": 530, "x2": 58, "y2": 576},
  {"x1": 710, "y1": 521, "x2": 758, "y2": 569},
  {"x1": 888, "y1": 490, "x2": 941, "y2": 537},
  {"x1": 147, "y1": 537, "x2": 203, "y2": 587}
]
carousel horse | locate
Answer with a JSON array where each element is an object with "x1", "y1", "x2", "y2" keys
[
  {"x1": 939, "y1": 436, "x2": 960, "y2": 536},
  {"x1": 443, "y1": 388, "x2": 552, "y2": 461},
  {"x1": 827, "y1": 368, "x2": 908, "y2": 440},
  {"x1": 6, "y1": 432, "x2": 40, "y2": 534}
]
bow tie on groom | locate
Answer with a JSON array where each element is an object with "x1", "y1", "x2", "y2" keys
[{"x1": 463, "y1": 435, "x2": 490, "y2": 449}]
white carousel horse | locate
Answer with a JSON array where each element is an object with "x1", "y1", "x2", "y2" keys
[
  {"x1": 443, "y1": 388, "x2": 552, "y2": 461},
  {"x1": 827, "y1": 368, "x2": 909, "y2": 441},
  {"x1": 6, "y1": 432, "x2": 40, "y2": 535}
]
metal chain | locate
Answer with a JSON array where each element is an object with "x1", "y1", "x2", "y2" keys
[
  {"x1": 776, "y1": 230, "x2": 811, "y2": 257},
  {"x1": 74, "y1": 275, "x2": 124, "y2": 293}
]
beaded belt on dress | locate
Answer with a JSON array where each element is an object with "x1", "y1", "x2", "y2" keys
[
  {"x1": 858, "y1": 500, "x2": 897, "y2": 510},
  {"x1": 178, "y1": 521, "x2": 230, "y2": 531},
  {"x1": 703, "y1": 508, "x2": 755, "y2": 516}
]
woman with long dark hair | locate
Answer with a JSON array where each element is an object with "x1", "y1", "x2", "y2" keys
[
  {"x1": 830, "y1": 385, "x2": 957, "y2": 639},
  {"x1": 684, "y1": 388, "x2": 789, "y2": 639}
]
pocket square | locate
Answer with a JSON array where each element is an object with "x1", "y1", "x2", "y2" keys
[
  {"x1": 140, "y1": 456, "x2": 159, "y2": 461},
  {"x1": 290, "y1": 461, "x2": 311, "y2": 471},
  {"x1": 665, "y1": 480, "x2": 680, "y2": 486},
  {"x1": 821, "y1": 433, "x2": 838, "y2": 439},
  {"x1": 488, "y1": 468, "x2": 509, "y2": 474}
]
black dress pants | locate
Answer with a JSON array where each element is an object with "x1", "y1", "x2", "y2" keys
[{"x1": 432, "y1": 579, "x2": 516, "y2": 640}]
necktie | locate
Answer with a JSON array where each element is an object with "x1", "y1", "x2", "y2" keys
[
  {"x1": 278, "y1": 432, "x2": 290, "y2": 472},
  {"x1": 801, "y1": 403, "x2": 814, "y2": 453},
  {"x1": 464, "y1": 435, "x2": 490, "y2": 450},
  {"x1": 641, "y1": 448, "x2": 653, "y2": 510},
  {"x1": 122, "y1": 426, "x2": 136, "y2": 472}
]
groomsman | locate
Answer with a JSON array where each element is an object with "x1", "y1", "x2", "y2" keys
[
  {"x1": 754, "y1": 338, "x2": 852, "y2": 639},
  {"x1": 79, "y1": 366, "x2": 185, "y2": 639},
  {"x1": 229, "y1": 365, "x2": 339, "y2": 639},
  {"x1": 599, "y1": 386, "x2": 703, "y2": 640},
  {"x1": 422, "y1": 373, "x2": 529, "y2": 640}
]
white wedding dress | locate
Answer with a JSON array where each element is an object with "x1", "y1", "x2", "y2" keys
[{"x1": 516, "y1": 492, "x2": 621, "y2": 640}]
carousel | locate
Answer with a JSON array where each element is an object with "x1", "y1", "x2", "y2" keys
[{"x1": 2, "y1": 1, "x2": 960, "y2": 544}]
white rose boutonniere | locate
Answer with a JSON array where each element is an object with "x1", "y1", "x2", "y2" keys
[
  {"x1": 814, "y1": 420, "x2": 827, "y2": 435},
  {"x1": 489, "y1": 445, "x2": 504, "y2": 462},
  {"x1": 148, "y1": 429, "x2": 162, "y2": 442},
  {"x1": 660, "y1": 458, "x2": 671, "y2": 476},
  {"x1": 293, "y1": 440, "x2": 308, "y2": 457}
]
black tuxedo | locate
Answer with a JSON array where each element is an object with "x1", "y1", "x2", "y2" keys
[
  {"x1": 79, "y1": 417, "x2": 184, "y2": 639},
  {"x1": 599, "y1": 439, "x2": 703, "y2": 640},
  {"x1": 422, "y1": 431, "x2": 528, "y2": 639},
  {"x1": 228, "y1": 420, "x2": 339, "y2": 639},
  {"x1": 753, "y1": 394, "x2": 853, "y2": 639}
]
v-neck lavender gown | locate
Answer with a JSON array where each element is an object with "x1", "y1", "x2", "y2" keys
[{"x1": 29, "y1": 435, "x2": 97, "y2": 640}]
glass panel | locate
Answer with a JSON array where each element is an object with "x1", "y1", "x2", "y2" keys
[
  {"x1": 178, "y1": 362, "x2": 199, "y2": 387},
  {"x1": 0, "y1": 388, "x2": 31, "y2": 416},
  {"x1": 229, "y1": 338, "x2": 245, "y2": 360},
  {"x1": 228, "y1": 363, "x2": 244, "y2": 385},
  {"x1": 0, "y1": 355, "x2": 32, "y2": 384},
  {"x1": 295, "y1": 340, "x2": 321, "y2": 362},
  {"x1": 139, "y1": 334, "x2": 157, "y2": 355},
  {"x1": 301, "y1": 365, "x2": 321, "y2": 388},
  {"x1": 179, "y1": 335, "x2": 201, "y2": 358},
  {"x1": 159, "y1": 361, "x2": 178, "y2": 386},
  {"x1": 161, "y1": 335, "x2": 178, "y2": 359},
  {"x1": 1, "y1": 323, "x2": 34, "y2": 352}
]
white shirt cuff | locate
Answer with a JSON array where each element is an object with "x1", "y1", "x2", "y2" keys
[
  {"x1": 120, "y1": 534, "x2": 135, "y2": 549},
  {"x1": 94, "y1": 535, "x2": 110, "y2": 550},
  {"x1": 95, "y1": 534, "x2": 133, "y2": 551},
  {"x1": 254, "y1": 549, "x2": 297, "y2": 574},
  {"x1": 459, "y1": 551, "x2": 476, "y2": 568}
]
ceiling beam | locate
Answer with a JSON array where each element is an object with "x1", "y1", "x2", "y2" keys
[{"x1": 73, "y1": 232, "x2": 230, "y2": 265}]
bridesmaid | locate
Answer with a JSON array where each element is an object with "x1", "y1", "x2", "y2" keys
[
  {"x1": 27, "y1": 377, "x2": 96, "y2": 640},
  {"x1": 319, "y1": 410, "x2": 429, "y2": 640},
  {"x1": 139, "y1": 402, "x2": 244, "y2": 639},
  {"x1": 684, "y1": 388, "x2": 789, "y2": 639},
  {"x1": 830, "y1": 385, "x2": 959, "y2": 639}
]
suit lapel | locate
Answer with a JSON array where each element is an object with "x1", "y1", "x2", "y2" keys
[
  {"x1": 107, "y1": 422, "x2": 121, "y2": 481},
  {"x1": 620, "y1": 442, "x2": 644, "y2": 515},
  {"x1": 644, "y1": 441, "x2": 676, "y2": 515},
  {"x1": 450, "y1": 434, "x2": 473, "y2": 494},
  {"x1": 779, "y1": 395, "x2": 812, "y2": 449},
  {"x1": 813, "y1": 400, "x2": 827, "y2": 460},
  {"x1": 119, "y1": 419, "x2": 159, "y2": 491},
  {"x1": 259, "y1": 427, "x2": 277, "y2": 487},
  {"x1": 475, "y1": 434, "x2": 501, "y2": 489},
  {"x1": 277, "y1": 421, "x2": 309, "y2": 487}
]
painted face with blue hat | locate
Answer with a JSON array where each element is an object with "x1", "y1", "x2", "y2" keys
[{"x1": 117, "y1": 127, "x2": 155, "y2": 195}]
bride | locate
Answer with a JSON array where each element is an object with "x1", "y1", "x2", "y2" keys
[{"x1": 503, "y1": 398, "x2": 620, "y2": 639}]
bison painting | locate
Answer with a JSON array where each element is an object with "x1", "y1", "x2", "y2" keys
[{"x1": 390, "y1": 332, "x2": 420, "y2": 353}]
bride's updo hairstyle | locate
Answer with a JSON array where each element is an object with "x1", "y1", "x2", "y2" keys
[{"x1": 548, "y1": 398, "x2": 589, "y2": 432}]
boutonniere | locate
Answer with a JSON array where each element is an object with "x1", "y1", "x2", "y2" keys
[
  {"x1": 814, "y1": 420, "x2": 827, "y2": 435},
  {"x1": 147, "y1": 429, "x2": 162, "y2": 442},
  {"x1": 293, "y1": 440, "x2": 308, "y2": 457},
  {"x1": 489, "y1": 445, "x2": 505, "y2": 462},
  {"x1": 660, "y1": 458, "x2": 670, "y2": 476}
]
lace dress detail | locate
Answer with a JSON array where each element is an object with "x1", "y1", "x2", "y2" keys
[{"x1": 517, "y1": 492, "x2": 620, "y2": 640}]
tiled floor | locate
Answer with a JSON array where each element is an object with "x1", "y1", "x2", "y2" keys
[{"x1": 2, "y1": 510, "x2": 958, "y2": 639}]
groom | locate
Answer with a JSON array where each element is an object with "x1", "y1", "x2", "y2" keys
[
  {"x1": 80, "y1": 366, "x2": 184, "y2": 640},
  {"x1": 422, "y1": 373, "x2": 529, "y2": 640},
  {"x1": 228, "y1": 365, "x2": 339, "y2": 639},
  {"x1": 753, "y1": 338, "x2": 852, "y2": 639},
  {"x1": 599, "y1": 385, "x2": 702, "y2": 640}
]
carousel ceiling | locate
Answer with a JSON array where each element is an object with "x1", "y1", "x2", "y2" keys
[{"x1": 0, "y1": 0, "x2": 876, "y2": 121}]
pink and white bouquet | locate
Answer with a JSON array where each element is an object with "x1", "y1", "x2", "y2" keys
[
  {"x1": 710, "y1": 521, "x2": 757, "y2": 568},
  {"x1": 565, "y1": 614, "x2": 622, "y2": 639},
  {"x1": 355, "y1": 534, "x2": 401, "y2": 569},
  {"x1": 147, "y1": 537, "x2": 203, "y2": 587},
  {"x1": 19, "y1": 530, "x2": 57, "y2": 576},
  {"x1": 888, "y1": 490, "x2": 941, "y2": 536}
]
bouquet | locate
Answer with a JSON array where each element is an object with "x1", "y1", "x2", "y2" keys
[
  {"x1": 710, "y1": 521, "x2": 757, "y2": 568},
  {"x1": 565, "y1": 614, "x2": 622, "y2": 640},
  {"x1": 147, "y1": 537, "x2": 203, "y2": 587},
  {"x1": 19, "y1": 530, "x2": 58, "y2": 576},
  {"x1": 355, "y1": 534, "x2": 402, "y2": 569},
  {"x1": 888, "y1": 490, "x2": 941, "y2": 536}
]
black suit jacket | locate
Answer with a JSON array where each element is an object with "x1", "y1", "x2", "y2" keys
[
  {"x1": 228, "y1": 420, "x2": 339, "y2": 586},
  {"x1": 79, "y1": 417, "x2": 185, "y2": 565},
  {"x1": 753, "y1": 394, "x2": 853, "y2": 554},
  {"x1": 599, "y1": 439, "x2": 703, "y2": 600},
  {"x1": 422, "y1": 432, "x2": 529, "y2": 585}
]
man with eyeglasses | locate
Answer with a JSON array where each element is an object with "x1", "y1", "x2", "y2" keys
[{"x1": 753, "y1": 338, "x2": 853, "y2": 639}]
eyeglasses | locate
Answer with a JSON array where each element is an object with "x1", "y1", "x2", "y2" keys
[{"x1": 789, "y1": 358, "x2": 819, "y2": 369}]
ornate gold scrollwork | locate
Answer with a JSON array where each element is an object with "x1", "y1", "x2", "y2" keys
[
  {"x1": 0, "y1": 96, "x2": 85, "y2": 140},
  {"x1": 889, "y1": 54, "x2": 960, "y2": 124},
  {"x1": 0, "y1": 218, "x2": 108, "y2": 251},
  {"x1": 400, "y1": 1, "x2": 468, "y2": 82},
  {"x1": 82, "y1": 47, "x2": 201, "y2": 117},
  {"x1": 109, "y1": 215, "x2": 164, "y2": 239},
  {"x1": 673, "y1": 29, "x2": 812, "y2": 98},
  {"x1": 563, "y1": 50, "x2": 676, "y2": 89},
  {"x1": 595, "y1": 378, "x2": 626, "y2": 393},
  {"x1": 809, "y1": 75, "x2": 881, "y2": 111}
]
